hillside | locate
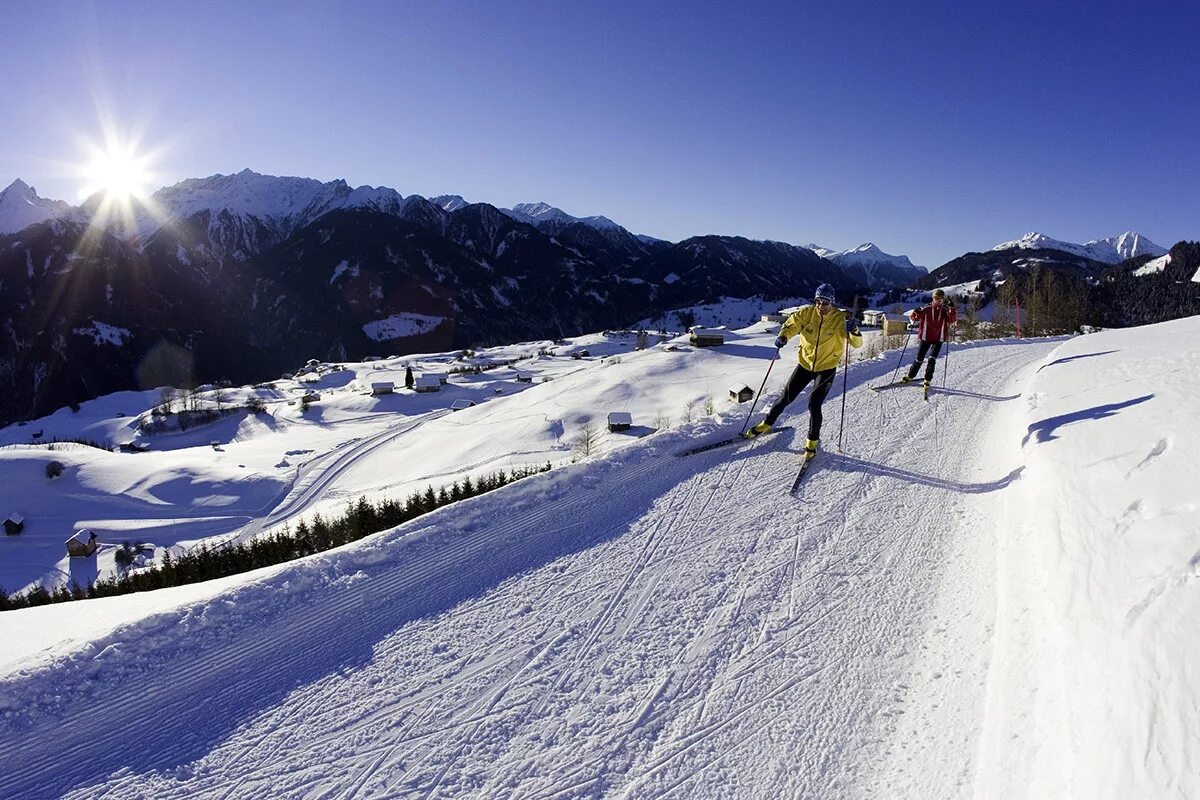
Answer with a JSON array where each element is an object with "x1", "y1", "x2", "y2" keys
[{"x1": 1, "y1": 317, "x2": 1196, "y2": 798}]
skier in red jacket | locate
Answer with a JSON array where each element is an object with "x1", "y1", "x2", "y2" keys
[{"x1": 900, "y1": 288, "x2": 957, "y2": 386}]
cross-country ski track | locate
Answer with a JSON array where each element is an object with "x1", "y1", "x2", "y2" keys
[{"x1": 1, "y1": 337, "x2": 1065, "y2": 798}]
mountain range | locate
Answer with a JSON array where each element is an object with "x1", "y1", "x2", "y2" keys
[{"x1": 0, "y1": 171, "x2": 1181, "y2": 425}]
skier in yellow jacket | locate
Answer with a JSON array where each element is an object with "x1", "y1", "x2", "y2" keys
[{"x1": 744, "y1": 283, "x2": 862, "y2": 459}]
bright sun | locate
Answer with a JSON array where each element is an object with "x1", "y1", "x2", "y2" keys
[{"x1": 78, "y1": 142, "x2": 152, "y2": 201}]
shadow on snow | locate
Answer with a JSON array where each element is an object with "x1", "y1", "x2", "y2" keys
[{"x1": 1022, "y1": 395, "x2": 1154, "y2": 446}]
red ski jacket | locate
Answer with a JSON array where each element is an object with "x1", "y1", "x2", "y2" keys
[{"x1": 909, "y1": 303, "x2": 957, "y2": 342}]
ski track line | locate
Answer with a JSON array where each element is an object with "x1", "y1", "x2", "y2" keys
[
  {"x1": 241, "y1": 450, "x2": 686, "y2": 786},
  {"x1": 234, "y1": 413, "x2": 441, "y2": 544},
  {"x1": 610, "y1": 342, "x2": 1056, "y2": 797},
  {"x1": 241, "y1": 450, "x2": 696, "y2": 796},
  {"x1": 620, "y1": 662, "x2": 834, "y2": 796},
  {"x1": 479, "y1": 445, "x2": 780, "y2": 794},
  {"x1": 417, "y1": 630, "x2": 575, "y2": 800}
]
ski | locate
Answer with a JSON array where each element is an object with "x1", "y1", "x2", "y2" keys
[
  {"x1": 923, "y1": 383, "x2": 931, "y2": 402},
  {"x1": 675, "y1": 426, "x2": 793, "y2": 457},
  {"x1": 867, "y1": 381, "x2": 918, "y2": 392},
  {"x1": 790, "y1": 455, "x2": 816, "y2": 493}
]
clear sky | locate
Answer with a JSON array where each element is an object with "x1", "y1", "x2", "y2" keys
[{"x1": 3, "y1": 0, "x2": 1196, "y2": 267}]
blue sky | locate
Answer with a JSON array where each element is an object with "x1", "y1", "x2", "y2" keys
[{"x1": 3, "y1": 0, "x2": 1196, "y2": 267}]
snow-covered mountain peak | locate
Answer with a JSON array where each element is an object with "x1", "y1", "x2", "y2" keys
[
  {"x1": 580, "y1": 214, "x2": 621, "y2": 231},
  {"x1": 430, "y1": 195, "x2": 469, "y2": 212},
  {"x1": 3, "y1": 178, "x2": 32, "y2": 196},
  {"x1": 504, "y1": 201, "x2": 638, "y2": 241},
  {"x1": 508, "y1": 202, "x2": 575, "y2": 224},
  {"x1": 992, "y1": 232, "x2": 1076, "y2": 253},
  {"x1": 992, "y1": 230, "x2": 1166, "y2": 265},
  {"x1": 1083, "y1": 231, "x2": 1167, "y2": 262},
  {"x1": 0, "y1": 178, "x2": 74, "y2": 234}
]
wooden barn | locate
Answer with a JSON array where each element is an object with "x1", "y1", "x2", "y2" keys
[
  {"x1": 66, "y1": 530, "x2": 99, "y2": 558},
  {"x1": 882, "y1": 319, "x2": 908, "y2": 336},
  {"x1": 4, "y1": 513, "x2": 24, "y2": 535},
  {"x1": 450, "y1": 399, "x2": 476, "y2": 411},
  {"x1": 607, "y1": 412, "x2": 633, "y2": 432},
  {"x1": 413, "y1": 375, "x2": 441, "y2": 393},
  {"x1": 729, "y1": 384, "x2": 755, "y2": 403},
  {"x1": 371, "y1": 381, "x2": 395, "y2": 396},
  {"x1": 689, "y1": 327, "x2": 725, "y2": 347}
]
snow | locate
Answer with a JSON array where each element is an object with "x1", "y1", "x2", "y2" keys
[
  {"x1": 329, "y1": 258, "x2": 358, "y2": 284},
  {"x1": 976, "y1": 317, "x2": 1200, "y2": 797},
  {"x1": 807, "y1": 241, "x2": 927, "y2": 273},
  {"x1": 72, "y1": 320, "x2": 132, "y2": 346},
  {"x1": 992, "y1": 230, "x2": 1167, "y2": 265},
  {"x1": 0, "y1": 179, "x2": 73, "y2": 234},
  {"x1": 505, "y1": 201, "x2": 631, "y2": 236},
  {"x1": 1133, "y1": 252, "x2": 1171, "y2": 276},
  {"x1": 361, "y1": 313, "x2": 445, "y2": 340},
  {"x1": 0, "y1": 307, "x2": 1198, "y2": 798}
]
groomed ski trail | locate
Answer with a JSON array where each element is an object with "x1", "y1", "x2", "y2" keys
[{"x1": 0, "y1": 338, "x2": 1062, "y2": 800}]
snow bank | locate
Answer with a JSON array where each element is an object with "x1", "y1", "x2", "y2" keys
[{"x1": 984, "y1": 317, "x2": 1200, "y2": 797}]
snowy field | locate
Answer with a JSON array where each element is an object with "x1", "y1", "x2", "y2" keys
[{"x1": 0, "y1": 315, "x2": 1197, "y2": 798}]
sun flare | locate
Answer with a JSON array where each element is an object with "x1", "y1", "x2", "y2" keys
[{"x1": 78, "y1": 142, "x2": 152, "y2": 201}]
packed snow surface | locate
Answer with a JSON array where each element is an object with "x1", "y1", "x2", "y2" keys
[{"x1": 1, "y1": 315, "x2": 1198, "y2": 799}]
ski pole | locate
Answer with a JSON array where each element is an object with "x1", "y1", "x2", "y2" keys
[
  {"x1": 739, "y1": 351, "x2": 779, "y2": 435},
  {"x1": 887, "y1": 329, "x2": 913, "y2": 385},
  {"x1": 942, "y1": 337, "x2": 950, "y2": 389},
  {"x1": 837, "y1": 337, "x2": 850, "y2": 452}
]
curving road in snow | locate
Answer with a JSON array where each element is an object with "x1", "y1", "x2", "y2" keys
[{"x1": 0, "y1": 337, "x2": 1062, "y2": 798}]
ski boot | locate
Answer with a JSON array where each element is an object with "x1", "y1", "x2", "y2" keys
[
  {"x1": 899, "y1": 375, "x2": 913, "y2": 384},
  {"x1": 804, "y1": 438, "x2": 819, "y2": 460},
  {"x1": 743, "y1": 421, "x2": 772, "y2": 439}
]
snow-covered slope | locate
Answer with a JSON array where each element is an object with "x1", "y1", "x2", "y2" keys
[
  {"x1": 992, "y1": 230, "x2": 1167, "y2": 264},
  {"x1": 1, "y1": 316, "x2": 1198, "y2": 798},
  {"x1": 0, "y1": 180, "x2": 74, "y2": 234}
]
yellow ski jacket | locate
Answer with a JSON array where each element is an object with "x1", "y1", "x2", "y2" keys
[{"x1": 779, "y1": 305, "x2": 863, "y2": 372}]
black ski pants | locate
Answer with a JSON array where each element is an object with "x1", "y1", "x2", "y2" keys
[
  {"x1": 906, "y1": 339, "x2": 944, "y2": 381},
  {"x1": 763, "y1": 364, "x2": 838, "y2": 440}
]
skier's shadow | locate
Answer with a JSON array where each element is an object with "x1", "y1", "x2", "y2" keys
[
  {"x1": 824, "y1": 452, "x2": 1024, "y2": 494},
  {"x1": 1022, "y1": 395, "x2": 1153, "y2": 446},
  {"x1": 1036, "y1": 350, "x2": 1118, "y2": 372}
]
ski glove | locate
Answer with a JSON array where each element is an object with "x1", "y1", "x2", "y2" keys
[
  {"x1": 774, "y1": 335, "x2": 787, "y2": 349},
  {"x1": 844, "y1": 319, "x2": 858, "y2": 334}
]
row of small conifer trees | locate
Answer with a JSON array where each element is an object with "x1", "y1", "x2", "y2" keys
[{"x1": 0, "y1": 463, "x2": 552, "y2": 612}]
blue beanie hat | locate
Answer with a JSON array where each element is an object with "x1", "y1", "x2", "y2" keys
[{"x1": 814, "y1": 283, "x2": 836, "y2": 303}]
